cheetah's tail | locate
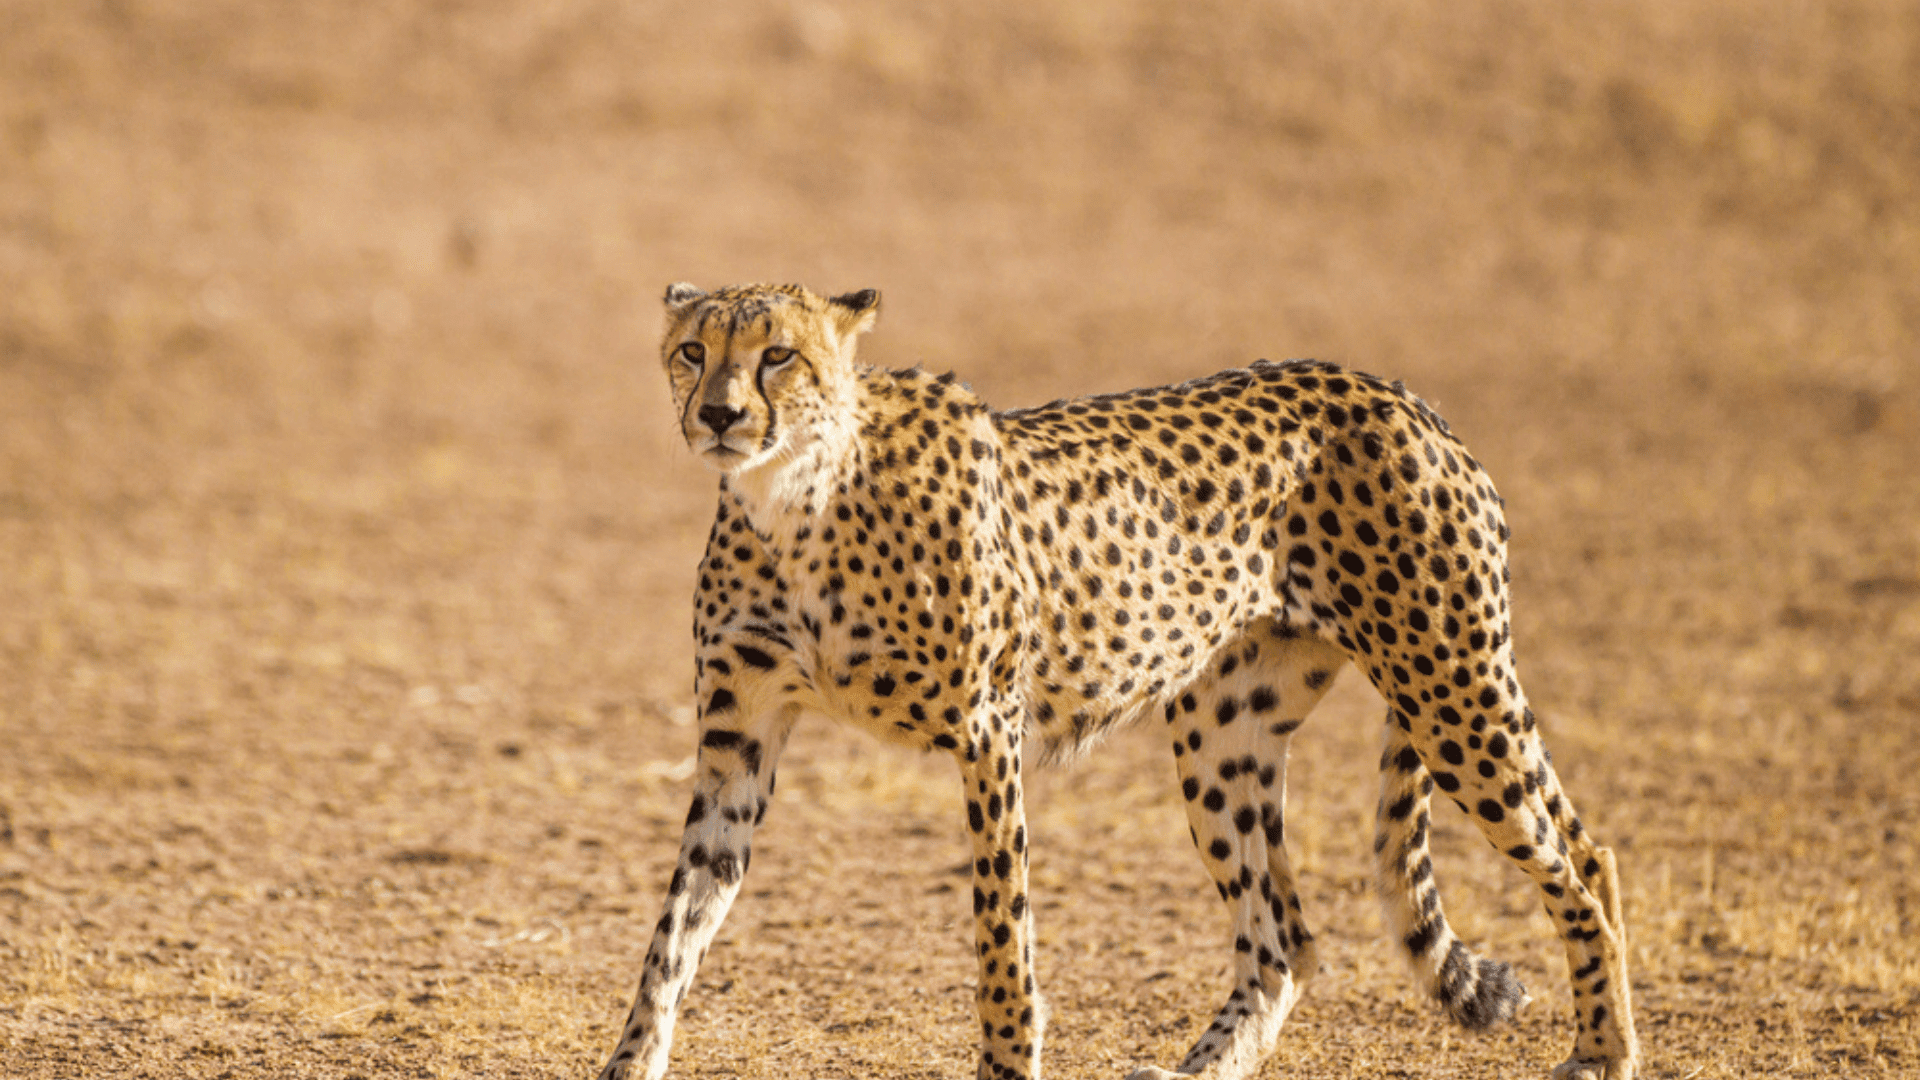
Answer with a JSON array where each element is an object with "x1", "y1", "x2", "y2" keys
[{"x1": 1373, "y1": 715, "x2": 1530, "y2": 1030}]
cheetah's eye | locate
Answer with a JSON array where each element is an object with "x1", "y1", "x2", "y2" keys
[
  {"x1": 674, "y1": 342, "x2": 706, "y2": 367},
  {"x1": 761, "y1": 346, "x2": 796, "y2": 368}
]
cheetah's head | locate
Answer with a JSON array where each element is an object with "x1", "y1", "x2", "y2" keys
[{"x1": 660, "y1": 282, "x2": 879, "y2": 477}]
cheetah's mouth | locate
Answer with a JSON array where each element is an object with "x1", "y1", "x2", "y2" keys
[
  {"x1": 693, "y1": 426, "x2": 777, "y2": 470},
  {"x1": 694, "y1": 435, "x2": 759, "y2": 470}
]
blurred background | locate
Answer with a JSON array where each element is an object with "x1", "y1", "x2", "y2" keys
[{"x1": 2, "y1": 2, "x2": 1916, "y2": 1077}]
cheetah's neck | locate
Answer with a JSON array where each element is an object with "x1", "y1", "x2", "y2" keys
[{"x1": 722, "y1": 401, "x2": 867, "y2": 557}]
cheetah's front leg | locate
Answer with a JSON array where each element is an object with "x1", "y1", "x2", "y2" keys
[
  {"x1": 957, "y1": 722, "x2": 1044, "y2": 1080},
  {"x1": 594, "y1": 702, "x2": 798, "y2": 1080},
  {"x1": 1126, "y1": 636, "x2": 1340, "y2": 1080}
]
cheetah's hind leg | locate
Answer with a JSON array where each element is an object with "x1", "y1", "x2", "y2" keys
[
  {"x1": 1373, "y1": 712, "x2": 1532, "y2": 1032},
  {"x1": 1546, "y1": 846, "x2": 1637, "y2": 1080}
]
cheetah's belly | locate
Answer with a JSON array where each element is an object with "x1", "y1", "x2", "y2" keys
[{"x1": 1014, "y1": 522, "x2": 1301, "y2": 752}]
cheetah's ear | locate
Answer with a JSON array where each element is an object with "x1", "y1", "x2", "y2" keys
[
  {"x1": 827, "y1": 288, "x2": 880, "y2": 339},
  {"x1": 663, "y1": 282, "x2": 706, "y2": 309}
]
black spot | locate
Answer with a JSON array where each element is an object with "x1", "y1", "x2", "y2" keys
[
  {"x1": 734, "y1": 645, "x2": 777, "y2": 670},
  {"x1": 1404, "y1": 921, "x2": 1438, "y2": 956}
]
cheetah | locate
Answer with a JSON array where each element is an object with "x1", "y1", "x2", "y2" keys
[{"x1": 592, "y1": 282, "x2": 1639, "y2": 1080}]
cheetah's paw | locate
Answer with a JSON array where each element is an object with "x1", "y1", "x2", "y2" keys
[{"x1": 1551, "y1": 1056, "x2": 1635, "y2": 1080}]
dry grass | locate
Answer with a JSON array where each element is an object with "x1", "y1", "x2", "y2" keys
[{"x1": 3, "y1": 1, "x2": 1919, "y2": 1077}]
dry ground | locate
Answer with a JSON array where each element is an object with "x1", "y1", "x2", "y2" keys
[{"x1": 3, "y1": 1, "x2": 1919, "y2": 1077}]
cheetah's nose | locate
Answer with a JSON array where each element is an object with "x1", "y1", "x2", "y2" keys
[{"x1": 698, "y1": 404, "x2": 747, "y2": 435}]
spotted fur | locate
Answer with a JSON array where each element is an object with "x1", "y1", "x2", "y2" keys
[{"x1": 592, "y1": 282, "x2": 1640, "y2": 1080}]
